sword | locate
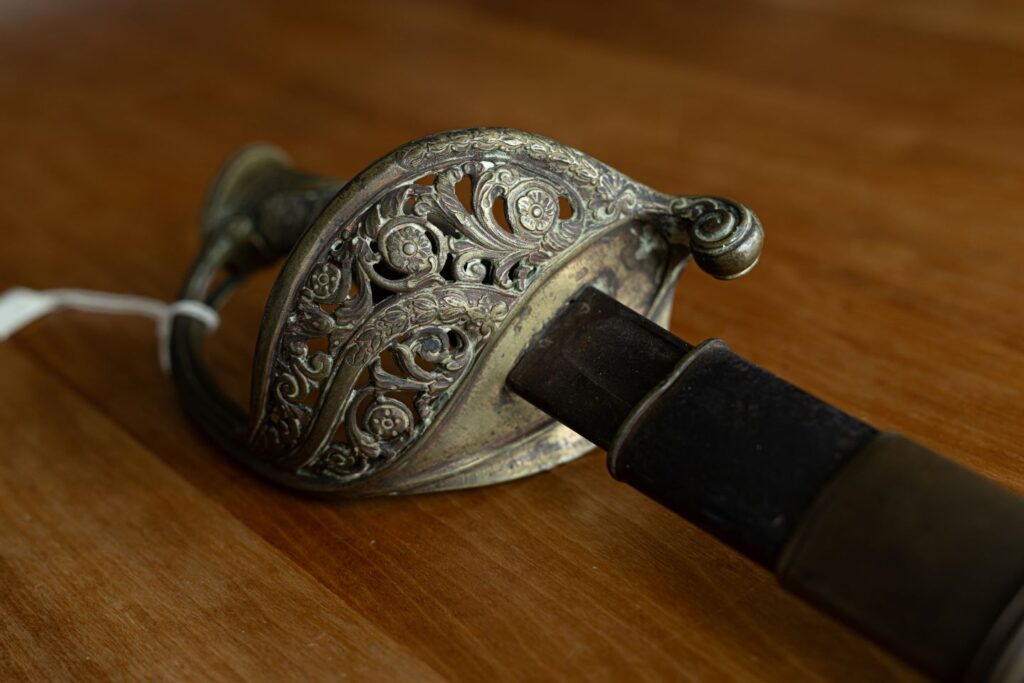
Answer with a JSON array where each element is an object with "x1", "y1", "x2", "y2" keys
[{"x1": 153, "y1": 131, "x2": 1024, "y2": 681}]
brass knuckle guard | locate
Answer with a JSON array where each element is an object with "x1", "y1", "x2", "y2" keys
[{"x1": 171, "y1": 128, "x2": 763, "y2": 495}]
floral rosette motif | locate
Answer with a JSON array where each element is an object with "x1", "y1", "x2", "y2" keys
[
  {"x1": 365, "y1": 398, "x2": 413, "y2": 441},
  {"x1": 508, "y1": 181, "x2": 560, "y2": 234},
  {"x1": 251, "y1": 129, "x2": 661, "y2": 487}
]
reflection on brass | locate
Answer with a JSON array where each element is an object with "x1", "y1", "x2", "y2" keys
[{"x1": 170, "y1": 128, "x2": 763, "y2": 494}]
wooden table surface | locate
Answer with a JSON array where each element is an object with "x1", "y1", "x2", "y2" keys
[{"x1": 2, "y1": 1, "x2": 1023, "y2": 680}]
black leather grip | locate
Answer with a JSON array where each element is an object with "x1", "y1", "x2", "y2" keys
[
  {"x1": 609, "y1": 342, "x2": 1024, "y2": 681},
  {"x1": 608, "y1": 339, "x2": 877, "y2": 568},
  {"x1": 508, "y1": 287, "x2": 1024, "y2": 681}
]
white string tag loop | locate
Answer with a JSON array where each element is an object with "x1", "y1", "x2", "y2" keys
[{"x1": 0, "y1": 287, "x2": 219, "y2": 375}]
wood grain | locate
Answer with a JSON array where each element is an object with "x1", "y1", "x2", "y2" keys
[
  {"x1": 0, "y1": 346, "x2": 444, "y2": 681},
  {"x1": 0, "y1": 0, "x2": 1021, "y2": 680}
]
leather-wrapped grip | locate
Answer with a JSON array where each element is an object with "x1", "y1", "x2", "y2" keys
[{"x1": 510, "y1": 287, "x2": 1024, "y2": 681}]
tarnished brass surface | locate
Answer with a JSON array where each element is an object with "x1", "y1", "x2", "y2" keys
[{"x1": 170, "y1": 128, "x2": 762, "y2": 494}]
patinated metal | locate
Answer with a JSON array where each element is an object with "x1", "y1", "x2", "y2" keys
[{"x1": 170, "y1": 128, "x2": 763, "y2": 494}]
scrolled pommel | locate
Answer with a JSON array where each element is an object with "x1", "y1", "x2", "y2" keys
[{"x1": 669, "y1": 196, "x2": 764, "y2": 280}]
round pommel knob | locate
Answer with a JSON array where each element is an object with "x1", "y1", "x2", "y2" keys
[
  {"x1": 670, "y1": 196, "x2": 764, "y2": 280},
  {"x1": 201, "y1": 145, "x2": 345, "y2": 274}
]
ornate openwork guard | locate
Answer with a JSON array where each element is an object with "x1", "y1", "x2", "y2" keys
[{"x1": 170, "y1": 128, "x2": 763, "y2": 494}]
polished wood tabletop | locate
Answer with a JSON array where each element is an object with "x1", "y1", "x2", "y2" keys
[{"x1": 2, "y1": 1, "x2": 1022, "y2": 680}]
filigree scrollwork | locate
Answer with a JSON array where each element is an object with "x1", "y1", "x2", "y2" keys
[
  {"x1": 304, "y1": 289, "x2": 511, "y2": 480},
  {"x1": 252, "y1": 129, "x2": 656, "y2": 484},
  {"x1": 262, "y1": 338, "x2": 334, "y2": 449}
]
